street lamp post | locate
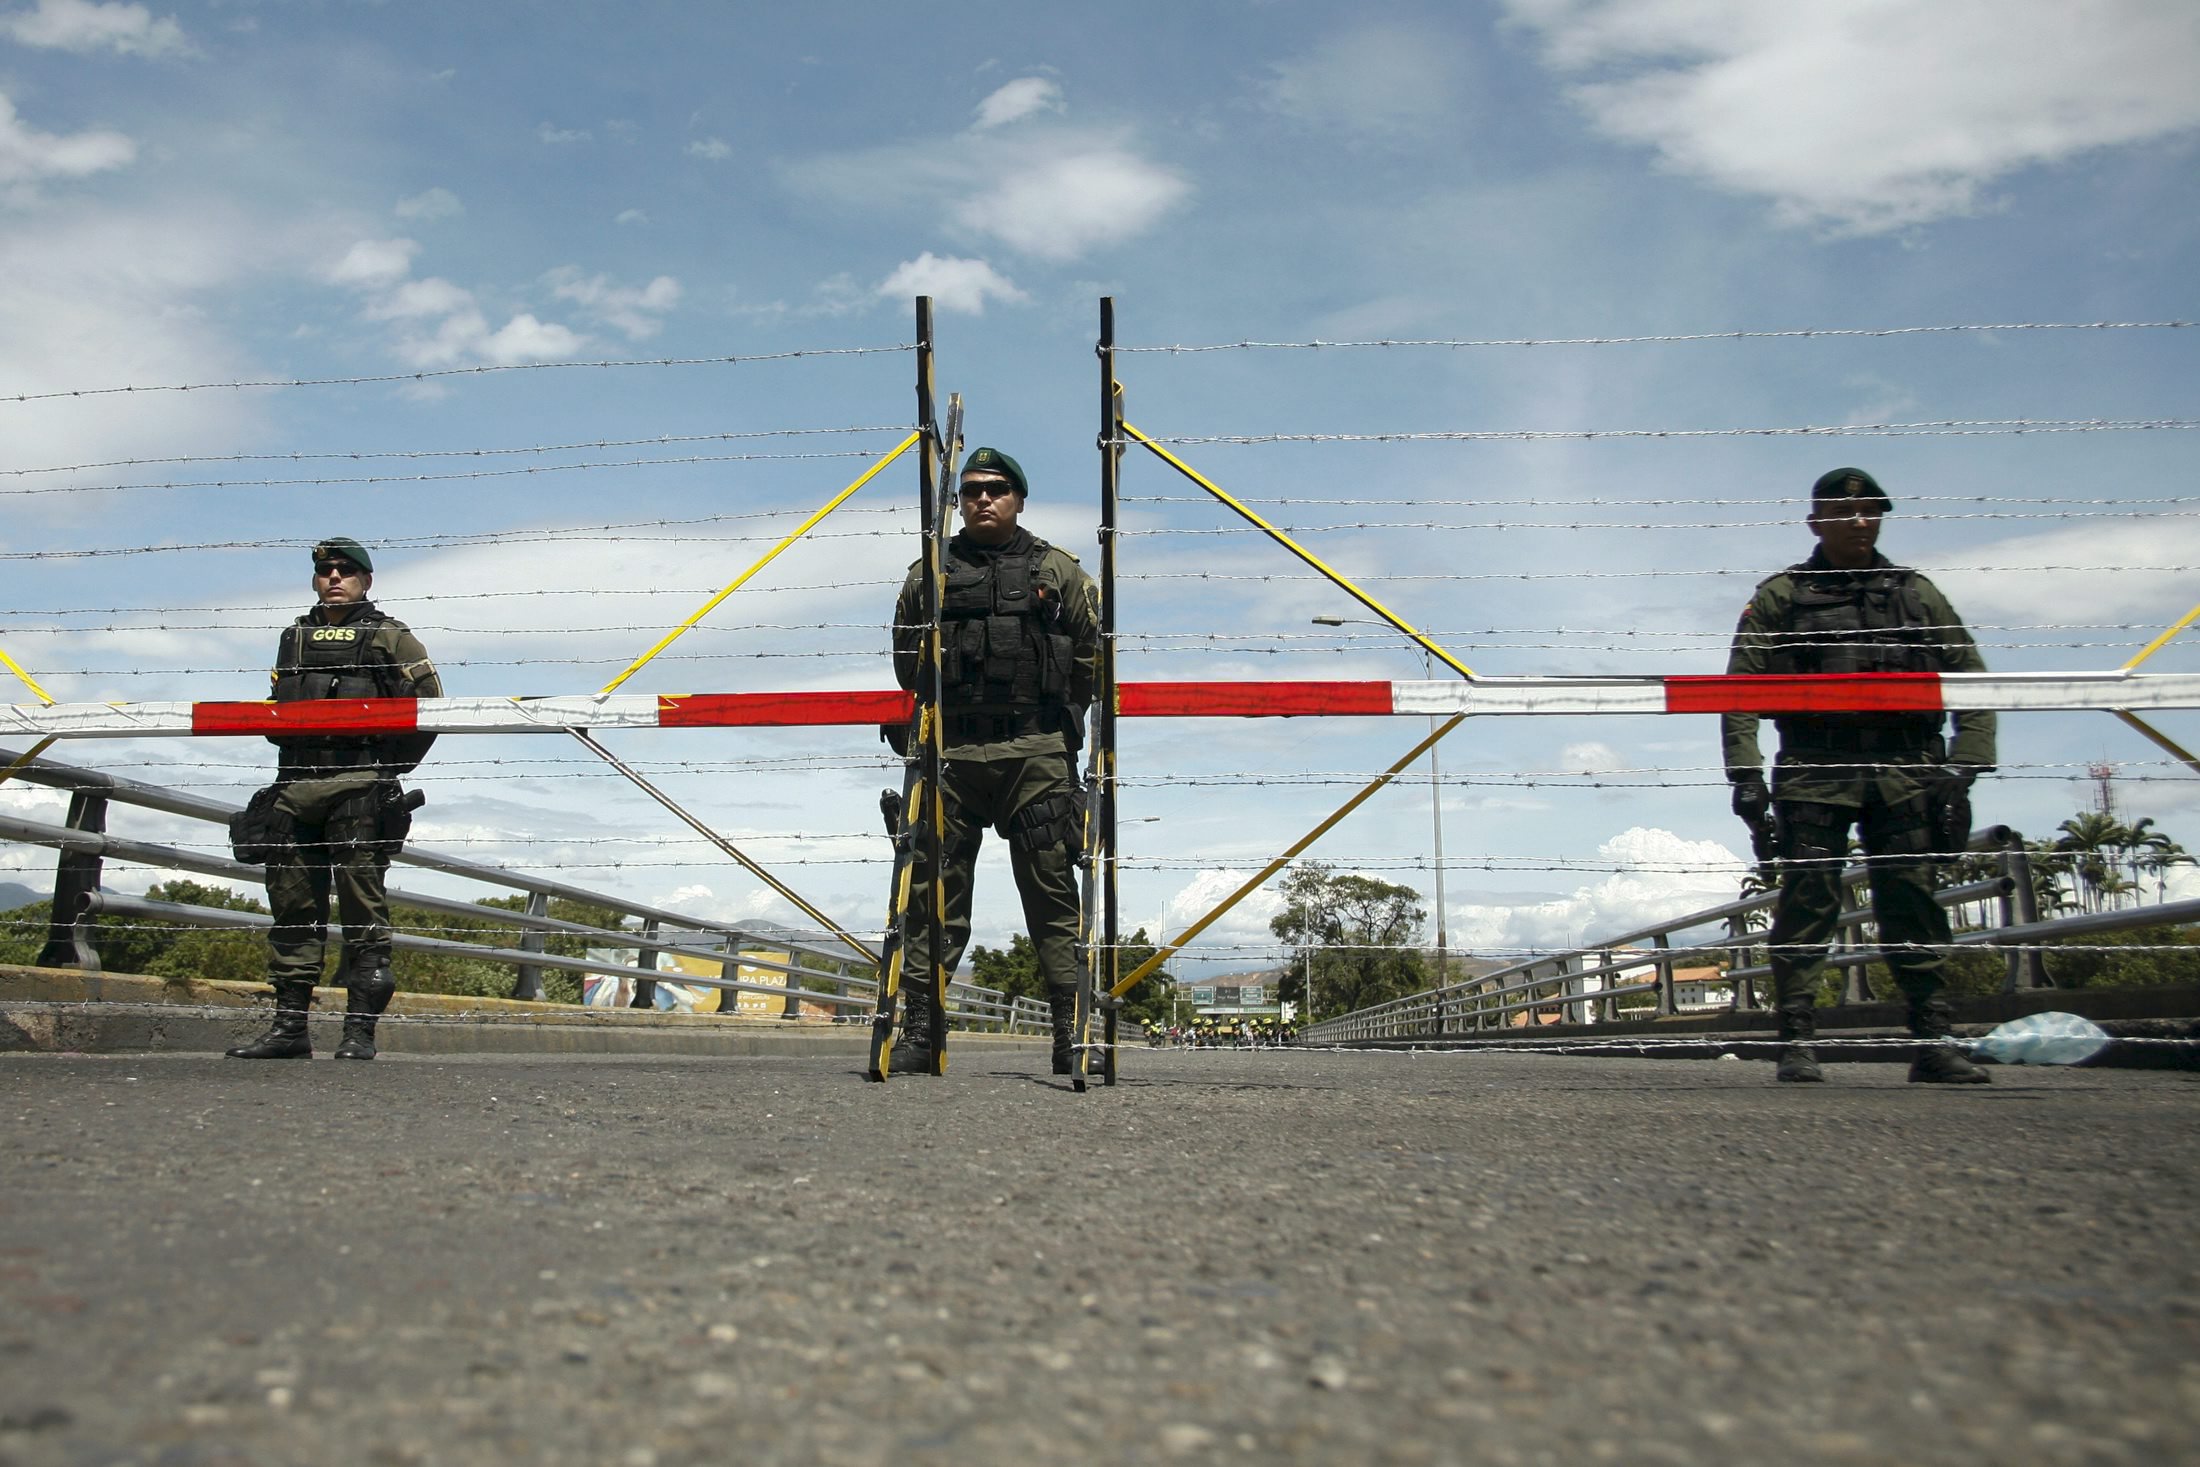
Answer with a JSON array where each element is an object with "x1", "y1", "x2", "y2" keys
[{"x1": 1312, "y1": 616, "x2": 1450, "y2": 1001}]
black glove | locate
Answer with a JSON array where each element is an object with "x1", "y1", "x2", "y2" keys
[
  {"x1": 1732, "y1": 773, "x2": 1776, "y2": 868},
  {"x1": 1931, "y1": 767, "x2": 1977, "y2": 858},
  {"x1": 1731, "y1": 773, "x2": 1770, "y2": 829}
]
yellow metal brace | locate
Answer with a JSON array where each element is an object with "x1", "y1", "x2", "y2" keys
[
  {"x1": 1110, "y1": 713, "x2": 1467, "y2": 999},
  {"x1": 0, "y1": 643, "x2": 56, "y2": 706},
  {"x1": 2110, "y1": 711, "x2": 2200, "y2": 776},
  {"x1": 599, "y1": 431, "x2": 921, "y2": 694},
  {"x1": 2123, "y1": 600, "x2": 2200, "y2": 671},
  {"x1": 0, "y1": 737, "x2": 57, "y2": 789},
  {"x1": 1118, "y1": 417, "x2": 1474, "y2": 681}
]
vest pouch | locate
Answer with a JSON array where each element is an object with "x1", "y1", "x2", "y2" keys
[
  {"x1": 1039, "y1": 632, "x2": 1072, "y2": 697},
  {"x1": 984, "y1": 615, "x2": 1022, "y2": 691}
]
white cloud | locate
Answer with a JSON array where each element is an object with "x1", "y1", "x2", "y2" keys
[
  {"x1": 1162, "y1": 867, "x2": 1285, "y2": 951},
  {"x1": 394, "y1": 187, "x2": 461, "y2": 221},
  {"x1": 685, "y1": 137, "x2": 731, "y2": 161},
  {"x1": 1452, "y1": 826, "x2": 1746, "y2": 951},
  {"x1": 481, "y1": 312, "x2": 583, "y2": 363},
  {"x1": 956, "y1": 143, "x2": 1191, "y2": 261},
  {"x1": 1505, "y1": 0, "x2": 2200, "y2": 233},
  {"x1": 614, "y1": 208, "x2": 650, "y2": 227},
  {"x1": 1262, "y1": 23, "x2": 1466, "y2": 136},
  {"x1": 0, "y1": 90, "x2": 134, "y2": 192},
  {"x1": 874, "y1": 253, "x2": 1027, "y2": 315},
  {"x1": 1556, "y1": 741, "x2": 1623, "y2": 774},
  {"x1": 537, "y1": 122, "x2": 591, "y2": 145},
  {"x1": 0, "y1": 197, "x2": 272, "y2": 475},
  {"x1": 785, "y1": 86, "x2": 1190, "y2": 263},
  {"x1": 1932, "y1": 517, "x2": 2200, "y2": 628},
  {"x1": 326, "y1": 237, "x2": 588, "y2": 368},
  {"x1": 325, "y1": 236, "x2": 417, "y2": 288},
  {"x1": 544, "y1": 266, "x2": 681, "y2": 340},
  {"x1": 1, "y1": 0, "x2": 189, "y2": 57},
  {"x1": 973, "y1": 77, "x2": 1062, "y2": 130},
  {"x1": 365, "y1": 274, "x2": 473, "y2": 320}
]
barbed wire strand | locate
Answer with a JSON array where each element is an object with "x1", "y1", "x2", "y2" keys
[
  {"x1": 1115, "y1": 321, "x2": 2196, "y2": 353},
  {"x1": 3, "y1": 347, "x2": 911, "y2": 405},
  {"x1": 2, "y1": 426, "x2": 913, "y2": 479}
]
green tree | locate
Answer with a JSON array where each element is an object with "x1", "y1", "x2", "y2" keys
[
  {"x1": 1269, "y1": 862, "x2": 1427, "y2": 1020},
  {"x1": 969, "y1": 932, "x2": 1042, "y2": 1006},
  {"x1": 969, "y1": 926, "x2": 1177, "y2": 1031}
]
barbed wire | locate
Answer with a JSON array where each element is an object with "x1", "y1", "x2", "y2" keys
[
  {"x1": 3, "y1": 347, "x2": 911, "y2": 405},
  {"x1": 1124, "y1": 418, "x2": 2198, "y2": 446},
  {"x1": 0, "y1": 619, "x2": 2158, "y2": 642},
  {"x1": 13, "y1": 919, "x2": 2191, "y2": 962},
  {"x1": 1117, "y1": 321, "x2": 2195, "y2": 353},
  {"x1": 51, "y1": 841, "x2": 2146, "y2": 877},
  {"x1": 2, "y1": 426, "x2": 913, "y2": 479},
  {"x1": 0, "y1": 525, "x2": 919, "y2": 562},
  {"x1": 1119, "y1": 509, "x2": 2200, "y2": 535},
  {"x1": 1125, "y1": 493, "x2": 2199, "y2": 508},
  {"x1": 0, "y1": 450, "x2": 917, "y2": 499},
  {"x1": 1123, "y1": 564, "x2": 2193, "y2": 583}
]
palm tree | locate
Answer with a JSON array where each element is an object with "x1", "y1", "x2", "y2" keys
[
  {"x1": 2055, "y1": 812, "x2": 2132, "y2": 914},
  {"x1": 2131, "y1": 824, "x2": 2195, "y2": 903}
]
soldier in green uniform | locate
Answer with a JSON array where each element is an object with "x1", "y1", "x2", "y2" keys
[
  {"x1": 1725, "y1": 469, "x2": 1994, "y2": 1084},
  {"x1": 227, "y1": 538, "x2": 441, "y2": 1062},
  {"x1": 888, "y1": 448, "x2": 1100, "y2": 1075}
]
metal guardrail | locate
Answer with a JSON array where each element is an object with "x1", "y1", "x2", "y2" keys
[
  {"x1": 0, "y1": 746, "x2": 1046, "y2": 1034},
  {"x1": 1305, "y1": 826, "x2": 2198, "y2": 1045}
]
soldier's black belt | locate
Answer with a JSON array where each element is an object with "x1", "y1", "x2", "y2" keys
[
  {"x1": 1779, "y1": 725, "x2": 1940, "y2": 756},
  {"x1": 947, "y1": 710, "x2": 1053, "y2": 741}
]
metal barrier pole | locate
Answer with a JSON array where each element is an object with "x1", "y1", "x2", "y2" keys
[
  {"x1": 512, "y1": 891, "x2": 550, "y2": 1000},
  {"x1": 1098, "y1": 298, "x2": 1123, "y2": 1086},
  {"x1": 632, "y1": 918, "x2": 660, "y2": 1009},
  {"x1": 37, "y1": 790, "x2": 108, "y2": 970},
  {"x1": 1997, "y1": 829, "x2": 2052, "y2": 990}
]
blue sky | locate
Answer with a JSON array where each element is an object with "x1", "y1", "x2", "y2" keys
[{"x1": 3, "y1": 0, "x2": 2197, "y2": 977}]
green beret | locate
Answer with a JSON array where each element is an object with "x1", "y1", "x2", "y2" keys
[
  {"x1": 961, "y1": 447, "x2": 1028, "y2": 498},
  {"x1": 1810, "y1": 467, "x2": 1891, "y2": 515},
  {"x1": 311, "y1": 537, "x2": 374, "y2": 573}
]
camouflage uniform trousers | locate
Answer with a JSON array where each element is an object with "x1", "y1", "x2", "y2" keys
[
  {"x1": 900, "y1": 749, "x2": 1081, "y2": 1004},
  {"x1": 264, "y1": 770, "x2": 395, "y2": 988},
  {"x1": 1767, "y1": 752, "x2": 1951, "y2": 1012}
]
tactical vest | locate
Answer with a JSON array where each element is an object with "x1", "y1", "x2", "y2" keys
[
  {"x1": 938, "y1": 535, "x2": 1074, "y2": 713},
  {"x1": 269, "y1": 608, "x2": 412, "y2": 774},
  {"x1": 1768, "y1": 564, "x2": 1942, "y2": 744},
  {"x1": 272, "y1": 608, "x2": 405, "y2": 705}
]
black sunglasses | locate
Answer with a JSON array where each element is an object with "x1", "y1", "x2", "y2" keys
[{"x1": 314, "y1": 561, "x2": 364, "y2": 578}]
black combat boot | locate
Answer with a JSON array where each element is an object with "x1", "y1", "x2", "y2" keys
[
  {"x1": 334, "y1": 960, "x2": 395, "y2": 1061},
  {"x1": 1048, "y1": 988, "x2": 1078, "y2": 1076},
  {"x1": 1774, "y1": 1000, "x2": 1823, "y2": 1083},
  {"x1": 226, "y1": 979, "x2": 315, "y2": 1060},
  {"x1": 1907, "y1": 997, "x2": 1989, "y2": 1084},
  {"x1": 888, "y1": 984, "x2": 937, "y2": 1075}
]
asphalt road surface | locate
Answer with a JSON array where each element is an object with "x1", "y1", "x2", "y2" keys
[{"x1": 2, "y1": 1046, "x2": 2195, "y2": 1466}]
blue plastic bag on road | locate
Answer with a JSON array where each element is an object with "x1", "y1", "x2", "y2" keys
[{"x1": 1970, "y1": 1011, "x2": 2113, "y2": 1067}]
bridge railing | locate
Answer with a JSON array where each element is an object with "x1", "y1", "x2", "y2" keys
[
  {"x1": 0, "y1": 745, "x2": 1044, "y2": 1034},
  {"x1": 1304, "y1": 827, "x2": 2198, "y2": 1044}
]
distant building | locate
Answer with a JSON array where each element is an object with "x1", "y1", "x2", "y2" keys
[{"x1": 1186, "y1": 964, "x2": 1288, "y2": 1022}]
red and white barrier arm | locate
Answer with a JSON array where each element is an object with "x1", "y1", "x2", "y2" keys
[{"x1": 2, "y1": 673, "x2": 2195, "y2": 741}]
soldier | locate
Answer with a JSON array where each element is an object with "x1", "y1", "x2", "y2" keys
[
  {"x1": 1726, "y1": 469, "x2": 1994, "y2": 1085},
  {"x1": 227, "y1": 538, "x2": 441, "y2": 1062},
  {"x1": 888, "y1": 447, "x2": 1100, "y2": 1075}
]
